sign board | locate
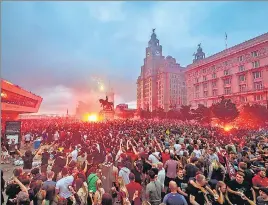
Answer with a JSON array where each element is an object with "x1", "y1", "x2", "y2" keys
[
  {"x1": 5, "y1": 121, "x2": 21, "y2": 134},
  {"x1": 5, "y1": 121, "x2": 21, "y2": 147}
]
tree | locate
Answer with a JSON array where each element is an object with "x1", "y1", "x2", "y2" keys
[
  {"x1": 211, "y1": 96, "x2": 239, "y2": 124},
  {"x1": 192, "y1": 104, "x2": 211, "y2": 123},
  {"x1": 239, "y1": 103, "x2": 268, "y2": 127},
  {"x1": 180, "y1": 105, "x2": 192, "y2": 120}
]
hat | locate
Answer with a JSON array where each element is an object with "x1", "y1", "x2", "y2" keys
[{"x1": 260, "y1": 187, "x2": 268, "y2": 195}]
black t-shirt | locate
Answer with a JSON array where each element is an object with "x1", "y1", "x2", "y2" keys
[
  {"x1": 6, "y1": 183, "x2": 21, "y2": 204},
  {"x1": 41, "y1": 152, "x2": 50, "y2": 165},
  {"x1": 22, "y1": 155, "x2": 34, "y2": 169},
  {"x1": 174, "y1": 177, "x2": 188, "y2": 192},
  {"x1": 187, "y1": 184, "x2": 206, "y2": 205},
  {"x1": 185, "y1": 164, "x2": 199, "y2": 181},
  {"x1": 132, "y1": 168, "x2": 142, "y2": 184},
  {"x1": 227, "y1": 179, "x2": 252, "y2": 205}
]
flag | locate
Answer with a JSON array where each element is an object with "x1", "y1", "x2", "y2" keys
[{"x1": 225, "y1": 32, "x2": 227, "y2": 40}]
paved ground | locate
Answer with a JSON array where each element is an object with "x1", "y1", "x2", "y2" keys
[{"x1": 1, "y1": 143, "x2": 35, "y2": 203}]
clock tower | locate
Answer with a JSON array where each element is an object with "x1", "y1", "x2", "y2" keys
[{"x1": 146, "y1": 29, "x2": 163, "y2": 58}]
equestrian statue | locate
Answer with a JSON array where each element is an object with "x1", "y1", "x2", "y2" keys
[{"x1": 99, "y1": 96, "x2": 114, "y2": 111}]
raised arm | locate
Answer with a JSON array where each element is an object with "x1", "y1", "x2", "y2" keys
[
  {"x1": 154, "y1": 138, "x2": 163, "y2": 153},
  {"x1": 13, "y1": 176, "x2": 28, "y2": 192}
]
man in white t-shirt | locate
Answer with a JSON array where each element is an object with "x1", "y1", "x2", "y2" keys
[
  {"x1": 119, "y1": 164, "x2": 131, "y2": 185},
  {"x1": 55, "y1": 167, "x2": 74, "y2": 199},
  {"x1": 193, "y1": 145, "x2": 202, "y2": 158},
  {"x1": 148, "y1": 149, "x2": 160, "y2": 165},
  {"x1": 71, "y1": 147, "x2": 78, "y2": 162}
]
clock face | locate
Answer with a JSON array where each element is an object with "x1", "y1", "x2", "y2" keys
[
  {"x1": 147, "y1": 52, "x2": 150, "y2": 56},
  {"x1": 155, "y1": 50, "x2": 160, "y2": 56}
]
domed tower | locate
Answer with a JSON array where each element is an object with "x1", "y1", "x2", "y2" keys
[{"x1": 193, "y1": 43, "x2": 206, "y2": 63}]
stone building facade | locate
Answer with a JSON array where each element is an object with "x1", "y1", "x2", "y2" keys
[
  {"x1": 136, "y1": 30, "x2": 186, "y2": 112},
  {"x1": 186, "y1": 33, "x2": 268, "y2": 108}
]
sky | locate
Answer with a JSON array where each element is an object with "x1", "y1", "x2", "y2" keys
[{"x1": 2, "y1": 1, "x2": 268, "y2": 114}]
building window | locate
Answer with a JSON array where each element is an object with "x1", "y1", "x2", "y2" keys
[
  {"x1": 253, "y1": 71, "x2": 262, "y2": 79},
  {"x1": 203, "y1": 69, "x2": 206, "y2": 73},
  {"x1": 195, "y1": 78, "x2": 199, "y2": 83},
  {"x1": 195, "y1": 93, "x2": 199, "y2": 99},
  {"x1": 239, "y1": 75, "x2": 246, "y2": 82},
  {"x1": 240, "y1": 96, "x2": 247, "y2": 103},
  {"x1": 239, "y1": 65, "x2": 245, "y2": 72},
  {"x1": 254, "y1": 95, "x2": 263, "y2": 101},
  {"x1": 212, "y1": 73, "x2": 217, "y2": 79},
  {"x1": 254, "y1": 82, "x2": 263, "y2": 90},
  {"x1": 251, "y1": 51, "x2": 259, "y2": 57},
  {"x1": 203, "y1": 83, "x2": 208, "y2": 89},
  {"x1": 238, "y1": 56, "x2": 244, "y2": 62},
  {"x1": 203, "y1": 76, "x2": 207, "y2": 81},
  {"x1": 224, "y1": 61, "x2": 228, "y2": 66},
  {"x1": 224, "y1": 69, "x2": 230, "y2": 76},
  {"x1": 212, "y1": 66, "x2": 216, "y2": 71},
  {"x1": 195, "y1": 85, "x2": 199, "y2": 91},
  {"x1": 212, "y1": 90, "x2": 217, "y2": 96},
  {"x1": 224, "y1": 87, "x2": 231, "y2": 95},
  {"x1": 252, "y1": 61, "x2": 260, "y2": 68},
  {"x1": 212, "y1": 81, "x2": 217, "y2": 88},
  {"x1": 223, "y1": 78, "x2": 231, "y2": 85},
  {"x1": 239, "y1": 84, "x2": 247, "y2": 92},
  {"x1": 204, "y1": 91, "x2": 208, "y2": 97}
]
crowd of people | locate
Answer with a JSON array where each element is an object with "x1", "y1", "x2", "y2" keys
[{"x1": 1, "y1": 118, "x2": 268, "y2": 205}]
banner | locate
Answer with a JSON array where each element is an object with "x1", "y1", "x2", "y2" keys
[{"x1": 5, "y1": 121, "x2": 21, "y2": 134}]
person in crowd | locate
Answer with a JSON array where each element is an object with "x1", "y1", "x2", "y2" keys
[
  {"x1": 126, "y1": 173, "x2": 142, "y2": 205},
  {"x1": 227, "y1": 171, "x2": 256, "y2": 205},
  {"x1": 174, "y1": 168, "x2": 188, "y2": 198},
  {"x1": 252, "y1": 168, "x2": 268, "y2": 190},
  {"x1": 93, "y1": 179, "x2": 105, "y2": 205},
  {"x1": 257, "y1": 188, "x2": 268, "y2": 205},
  {"x1": 119, "y1": 161, "x2": 131, "y2": 185},
  {"x1": 55, "y1": 167, "x2": 74, "y2": 204},
  {"x1": 214, "y1": 181, "x2": 231, "y2": 205},
  {"x1": 101, "y1": 193, "x2": 113, "y2": 205},
  {"x1": 164, "y1": 154, "x2": 178, "y2": 188},
  {"x1": 146, "y1": 170, "x2": 162, "y2": 205},
  {"x1": 162, "y1": 181, "x2": 187, "y2": 205}
]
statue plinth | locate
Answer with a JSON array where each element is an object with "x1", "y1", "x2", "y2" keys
[{"x1": 99, "y1": 109, "x2": 115, "y2": 121}]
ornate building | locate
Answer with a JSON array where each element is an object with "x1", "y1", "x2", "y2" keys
[
  {"x1": 185, "y1": 33, "x2": 268, "y2": 108},
  {"x1": 136, "y1": 29, "x2": 186, "y2": 111}
]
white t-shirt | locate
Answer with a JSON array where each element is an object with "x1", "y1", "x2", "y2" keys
[
  {"x1": 149, "y1": 152, "x2": 160, "y2": 164},
  {"x1": 56, "y1": 175, "x2": 74, "y2": 199},
  {"x1": 25, "y1": 134, "x2": 31, "y2": 142},
  {"x1": 119, "y1": 167, "x2": 130, "y2": 185},
  {"x1": 193, "y1": 149, "x2": 202, "y2": 158},
  {"x1": 174, "y1": 144, "x2": 181, "y2": 151},
  {"x1": 71, "y1": 149, "x2": 78, "y2": 162}
]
